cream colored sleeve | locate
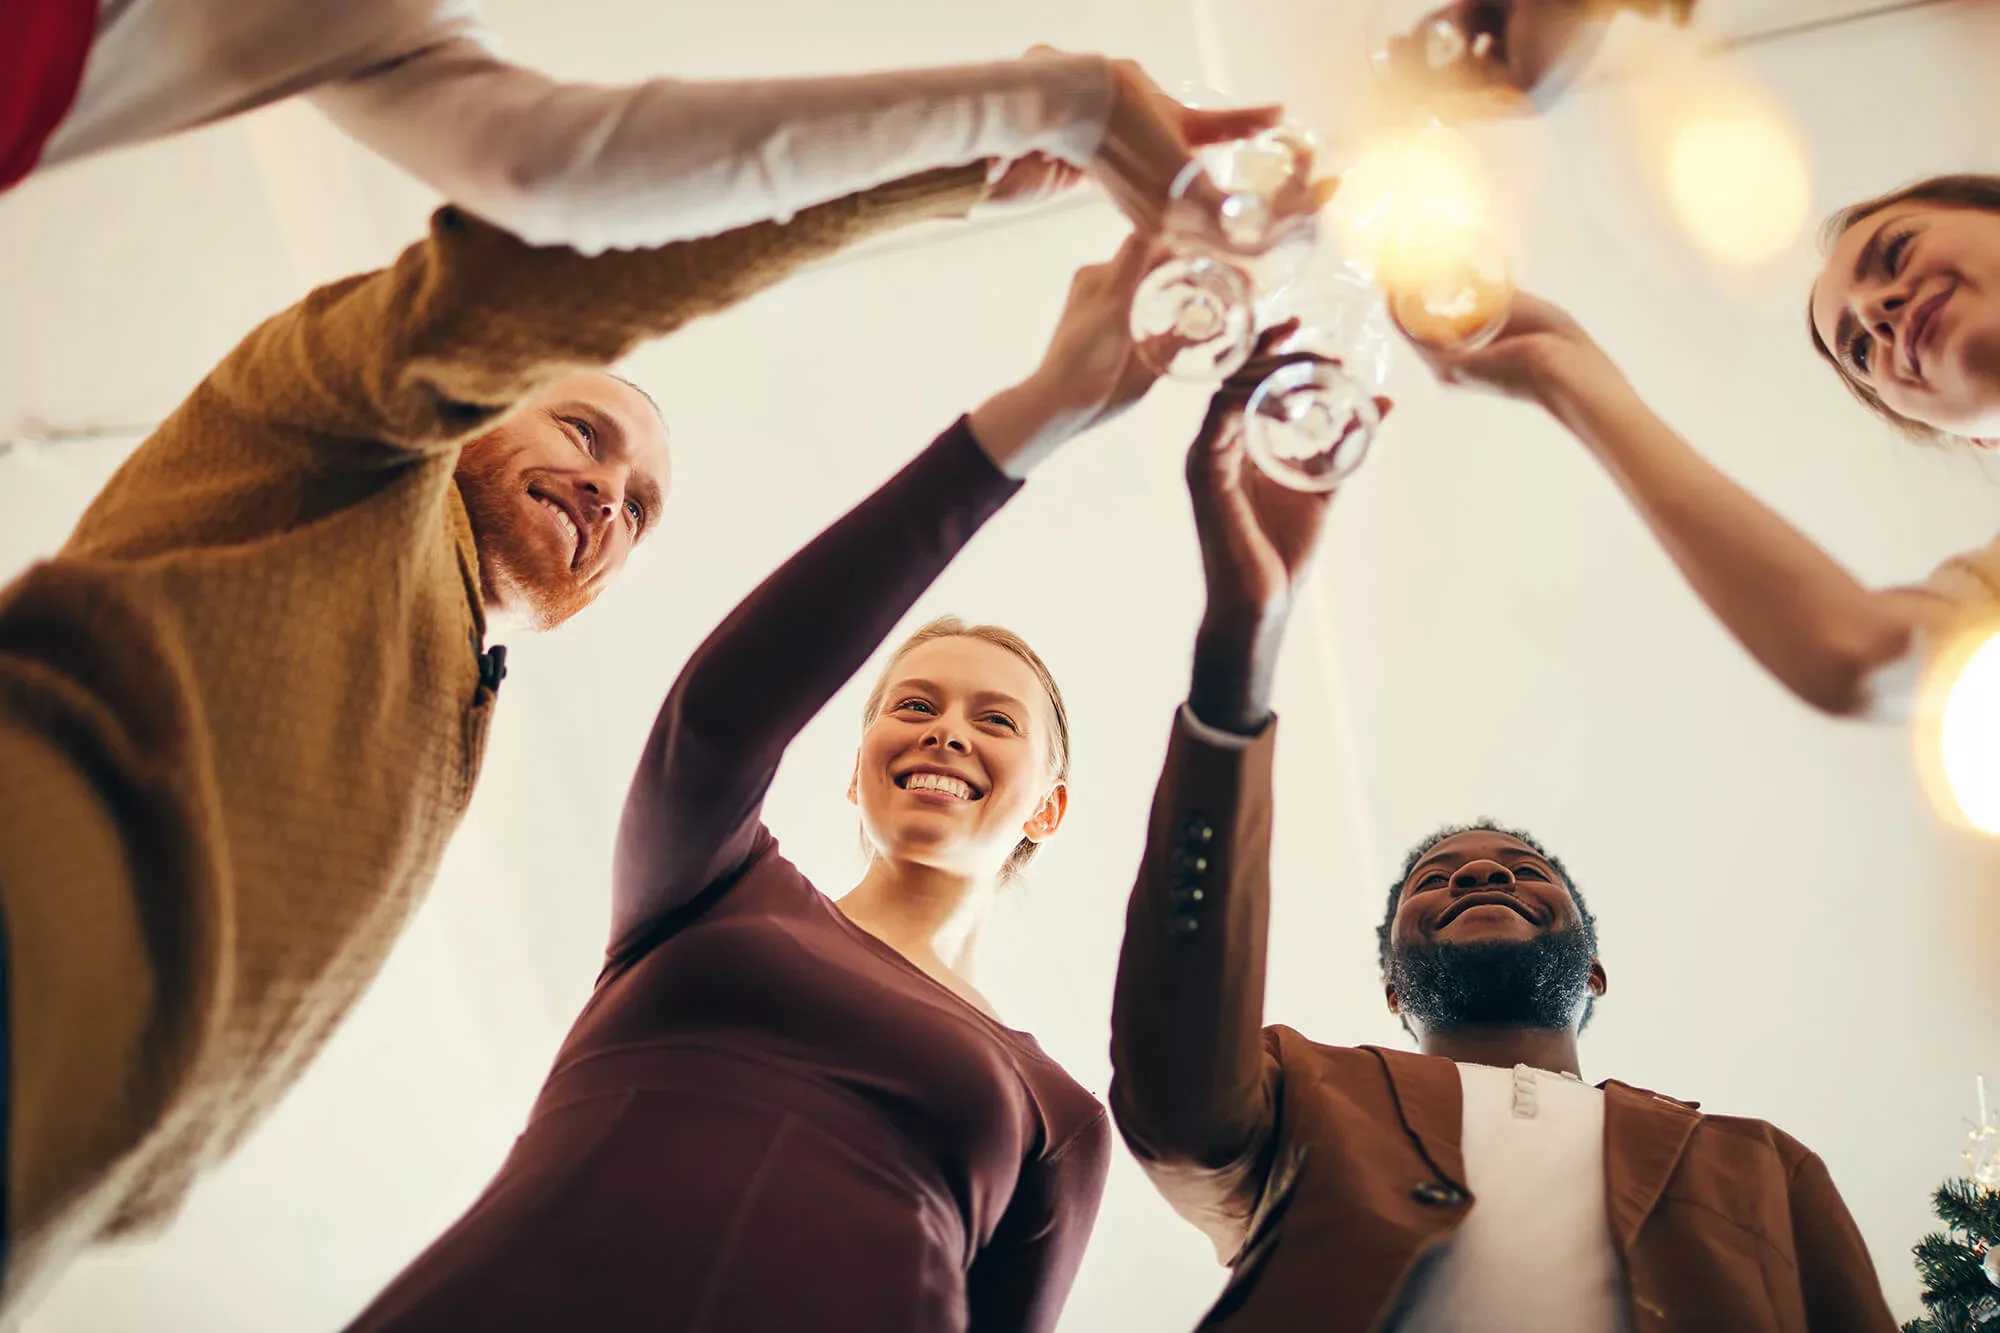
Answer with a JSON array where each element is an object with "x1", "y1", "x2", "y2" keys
[
  {"x1": 312, "y1": 35, "x2": 1110, "y2": 255},
  {"x1": 1922, "y1": 531, "x2": 2000, "y2": 611},
  {"x1": 1846, "y1": 535, "x2": 2000, "y2": 720}
]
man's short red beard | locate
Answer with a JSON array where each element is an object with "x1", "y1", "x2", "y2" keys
[{"x1": 455, "y1": 438, "x2": 599, "y2": 632}]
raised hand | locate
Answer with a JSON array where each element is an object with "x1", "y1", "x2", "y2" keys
[
  {"x1": 1186, "y1": 322, "x2": 1393, "y2": 631},
  {"x1": 1024, "y1": 48, "x2": 1293, "y2": 234},
  {"x1": 986, "y1": 153, "x2": 1088, "y2": 209},
  {"x1": 1378, "y1": 0, "x2": 1692, "y2": 121},
  {"x1": 967, "y1": 231, "x2": 1170, "y2": 479},
  {"x1": 1419, "y1": 289, "x2": 1619, "y2": 407}
]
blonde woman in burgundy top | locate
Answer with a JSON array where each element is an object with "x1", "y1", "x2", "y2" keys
[
  {"x1": 345, "y1": 233, "x2": 1166, "y2": 1333},
  {"x1": 3, "y1": 0, "x2": 1280, "y2": 251}
]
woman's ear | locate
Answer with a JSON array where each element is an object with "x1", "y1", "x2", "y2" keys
[
  {"x1": 1021, "y1": 781, "x2": 1070, "y2": 843},
  {"x1": 846, "y1": 752, "x2": 861, "y2": 807}
]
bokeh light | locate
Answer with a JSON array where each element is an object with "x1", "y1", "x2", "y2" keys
[
  {"x1": 1615, "y1": 30, "x2": 1812, "y2": 269},
  {"x1": 1328, "y1": 121, "x2": 1494, "y2": 284},
  {"x1": 1326, "y1": 121, "x2": 1514, "y2": 350},
  {"x1": 1666, "y1": 112, "x2": 1812, "y2": 266},
  {"x1": 1933, "y1": 629, "x2": 2000, "y2": 834}
]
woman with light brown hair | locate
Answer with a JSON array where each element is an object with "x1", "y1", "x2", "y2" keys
[
  {"x1": 345, "y1": 233, "x2": 1163, "y2": 1333},
  {"x1": 1425, "y1": 173, "x2": 2000, "y2": 719}
]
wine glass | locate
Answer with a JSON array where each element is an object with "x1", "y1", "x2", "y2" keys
[
  {"x1": 1379, "y1": 222, "x2": 1514, "y2": 353},
  {"x1": 1131, "y1": 120, "x2": 1325, "y2": 383},
  {"x1": 1362, "y1": 0, "x2": 1613, "y2": 122},
  {"x1": 1130, "y1": 251, "x2": 1259, "y2": 382},
  {"x1": 1242, "y1": 253, "x2": 1396, "y2": 492}
]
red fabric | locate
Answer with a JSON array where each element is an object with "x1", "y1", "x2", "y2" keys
[{"x1": 0, "y1": 0, "x2": 97, "y2": 191}]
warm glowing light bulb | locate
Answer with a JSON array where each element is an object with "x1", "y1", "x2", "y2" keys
[
  {"x1": 1938, "y1": 630, "x2": 2000, "y2": 834},
  {"x1": 1329, "y1": 123, "x2": 1494, "y2": 278},
  {"x1": 1327, "y1": 124, "x2": 1512, "y2": 351},
  {"x1": 1666, "y1": 113, "x2": 1809, "y2": 266}
]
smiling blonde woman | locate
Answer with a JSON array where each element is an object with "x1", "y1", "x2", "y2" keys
[{"x1": 345, "y1": 234, "x2": 1166, "y2": 1333}]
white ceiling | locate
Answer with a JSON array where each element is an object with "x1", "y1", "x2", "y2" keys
[{"x1": 5, "y1": 0, "x2": 2000, "y2": 1329}]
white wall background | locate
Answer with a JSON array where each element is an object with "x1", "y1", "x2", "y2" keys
[{"x1": 4, "y1": 0, "x2": 2000, "y2": 1326}]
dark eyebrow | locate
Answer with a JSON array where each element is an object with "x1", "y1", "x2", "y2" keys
[
  {"x1": 1853, "y1": 217, "x2": 1887, "y2": 288},
  {"x1": 628, "y1": 467, "x2": 664, "y2": 530},
  {"x1": 1834, "y1": 219, "x2": 1892, "y2": 369},
  {"x1": 1408, "y1": 840, "x2": 1543, "y2": 883},
  {"x1": 1409, "y1": 850, "x2": 1460, "y2": 881}
]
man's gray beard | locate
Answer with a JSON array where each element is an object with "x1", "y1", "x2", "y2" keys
[{"x1": 1389, "y1": 927, "x2": 1596, "y2": 1033}]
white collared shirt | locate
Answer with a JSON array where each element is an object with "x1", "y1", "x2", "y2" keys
[{"x1": 1394, "y1": 1062, "x2": 1632, "y2": 1332}]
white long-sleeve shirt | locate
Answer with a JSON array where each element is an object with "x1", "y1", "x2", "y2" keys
[{"x1": 39, "y1": 0, "x2": 1115, "y2": 253}]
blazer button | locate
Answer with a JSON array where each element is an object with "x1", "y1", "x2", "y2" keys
[
  {"x1": 1410, "y1": 1181, "x2": 1464, "y2": 1207},
  {"x1": 1179, "y1": 816, "x2": 1214, "y2": 846},
  {"x1": 1171, "y1": 886, "x2": 1205, "y2": 906},
  {"x1": 1169, "y1": 914, "x2": 1201, "y2": 937}
]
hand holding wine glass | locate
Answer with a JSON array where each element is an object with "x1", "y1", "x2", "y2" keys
[
  {"x1": 969, "y1": 231, "x2": 1170, "y2": 479},
  {"x1": 1186, "y1": 323, "x2": 1394, "y2": 630},
  {"x1": 986, "y1": 153, "x2": 1089, "y2": 209},
  {"x1": 1417, "y1": 288, "x2": 1622, "y2": 408},
  {"x1": 1023, "y1": 48, "x2": 1311, "y2": 237},
  {"x1": 1127, "y1": 125, "x2": 1332, "y2": 384},
  {"x1": 1366, "y1": 0, "x2": 1693, "y2": 121}
]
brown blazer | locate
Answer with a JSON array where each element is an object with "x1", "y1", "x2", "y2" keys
[{"x1": 1108, "y1": 709, "x2": 1898, "y2": 1333}]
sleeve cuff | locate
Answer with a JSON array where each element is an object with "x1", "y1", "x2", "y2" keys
[
  {"x1": 1029, "y1": 54, "x2": 1116, "y2": 165},
  {"x1": 1177, "y1": 703, "x2": 1271, "y2": 751}
]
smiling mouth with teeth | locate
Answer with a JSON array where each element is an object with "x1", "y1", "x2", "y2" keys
[
  {"x1": 899, "y1": 773, "x2": 978, "y2": 801},
  {"x1": 533, "y1": 494, "x2": 580, "y2": 564}
]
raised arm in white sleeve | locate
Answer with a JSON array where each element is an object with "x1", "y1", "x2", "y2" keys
[{"x1": 310, "y1": 35, "x2": 1113, "y2": 254}]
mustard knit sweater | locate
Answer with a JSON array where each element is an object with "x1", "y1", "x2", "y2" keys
[{"x1": 0, "y1": 162, "x2": 988, "y2": 1312}]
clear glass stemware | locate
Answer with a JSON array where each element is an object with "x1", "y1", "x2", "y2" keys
[
  {"x1": 1362, "y1": 0, "x2": 1613, "y2": 121},
  {"x1": 1243, "y1": 254, "x2": 1395, "y2": 492},
  {"x1": 1130, "y1": 118, "x2": 1324, "y2": 383},
  {"x1": 1379, "y1": 221, "x2": 1514, "y2": 353}
]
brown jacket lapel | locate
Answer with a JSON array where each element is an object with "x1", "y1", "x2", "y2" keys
[
  {"x1": 1371, "y1": 1046, "x2": 1468, "y2": 1191},
  {"x1": 1601, "y1": 1080, "x2": 1702, "y2": 1251}
]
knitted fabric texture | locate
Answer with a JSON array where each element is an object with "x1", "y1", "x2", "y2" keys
[{"x1": 0, "y1": 161, "x2": 987, "y2": 1312}]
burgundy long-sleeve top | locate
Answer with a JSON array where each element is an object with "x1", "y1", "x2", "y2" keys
[{"x1": 349, "y1": 419, "x2": 1111, "y2": 1333}]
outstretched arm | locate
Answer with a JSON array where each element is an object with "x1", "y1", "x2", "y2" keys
[
  {"x1": 609, "y1": 233, "x2": 1167, "y2": 960},
  {"x1": 1427, "y1": 294, "x2": 1958, "y2": 718},
  {"x1": 205, "y1": 163, "x2": 990, "y2": 459},
  {"x1": 1110, "y1": 336, "x2": 1362, "y2": 1257},
  {"x1": 313, "y1": 38, "x2": 1287, "y2": 256}
]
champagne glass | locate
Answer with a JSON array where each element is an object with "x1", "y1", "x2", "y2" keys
[
  {"x1": 1379, "y1": 221, "x2": 1514, "y2": 353},
  {"x1": 1243, "y1": 252, "x2": 1395, "y2": 492},
  {"x1": 1362, "y1": 0, "x2": 1613, "y2": 121},
  {"x1": 1131, "y1": 118, "x2": 1325, "y2": 383}
]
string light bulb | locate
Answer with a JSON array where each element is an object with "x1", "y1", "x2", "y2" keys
[{"x1": 1917, "y1": 624, "x2": 2000, "y2": 835}]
